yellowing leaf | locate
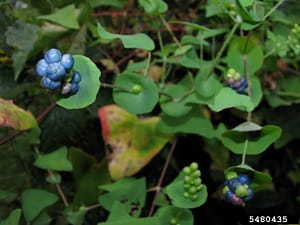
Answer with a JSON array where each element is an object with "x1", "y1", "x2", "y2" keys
[
  {"x1": 98, "y1": 104, "x2": 172, "y2": 180},
  {"x1": 0, "y1": 98, "x2": 37, "y2": 130}
]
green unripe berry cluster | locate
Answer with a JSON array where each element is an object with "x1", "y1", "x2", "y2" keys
[
  {"x1": 169, "y1": 218, "x2": 180, "y2": 225},
  {"x1": 226, "y1": 68, "x2": 241, "y2": 81},
  {"x1": 182, "y1": 162, "x2": 203, "y2": 201},
  {"x1": 226, "y1": 3, "x2": 237, "y2": 17},
  {"x1": 287, "y1": 23, "x2": 300, "y2": 57}
]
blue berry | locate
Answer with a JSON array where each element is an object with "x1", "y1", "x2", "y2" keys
[
  {"x1": 46, "y1": 63, "x2": 66, "y2": 81},
  {"x1": 44, "y1": 48, "x2": 62, "y2": 63},
  {"x1": 227, "y1": 178, "x2": 242, "y2": 192},
  {"x1": 42, "y1": 77, "x2": 61, "y2": 90},
  {"x1": 225, "y1": 190, "x2": 234, "y2": 201},
  {"x1": 244, "y1": 188, "x2": 254, "y2": 201},
  {"x1": 61, "y1": 53, "x2": 74, "y2": 70},
  {"x1": 72, "y1": 71, "x2": 81, "y2": 83},
  {"x1": 71, "y1": 82, "x2": 79, "y2": 94},
  {"x1": 238, "y1": 174, "x2": 250, "y2": 185},
  {"x1": 36, "y1": 59, "x2": 48, "y2": 76}
]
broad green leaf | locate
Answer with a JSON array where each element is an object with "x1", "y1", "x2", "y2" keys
[
  {"x1": 113, "y1": 73, "x2": 159, "y2": 114},
  {"x1": 221, "y1": 125, "x2": 282, "y2": 154},
  {"x1": 106, "y1": 202, "x2": 131, "y2": 222},
  {"x1": 38, "y1": 4, "x2": 79, "y2": 29},
  {"x1": 98, "y1": 105, "x2": 172, "y2": 180},
  {"x1": 57, "y1": 55, "x2": 101, "y2": 109},
  {"x1": 157, "y1": 108, "x2": 215, "y2": 139},
  {"x1": 32, "y1": 212, "x2": 53, "y2": 225},
  {"x1": 195, "y1": 73, "x2": 223, "y2": 98},
  {"x1": 160, "y1": 75, "x2": 194, "y2": 117},
  {"x1": 225, "y1": 164, "x2": 272, "y2": 189},
  {"x1": 138, "y1": 0, "x2": 168, "y2": 15},
  {"x1": 208, "y1": 87, "x2": 254, "y2": 112},
  {"x1": 97, "y1": 23, "x2": 155, "y2": 50},
  {"x1": 226, "y1": 37, "x2": 264, "y2": 75},
  {"x1": 33, "y1": 146, "x2": 73, "y2": 172},
  {"x1": 22, "y1": 189, "x2": 58, "y2": 222},
  {"x1": 0, "y1": 209, "x2": 21, "y2": 225},
  {"x1": 5, "y1": 20, "x2": 39, "y2": 80},
  {"x1": 233, "y1": 122, "x2": 262, "y2": 132},
  {"x1": 156, "y1": 206, "x2": 194, "y2": 225},
  {"x1": 98, "y1": 177, "x2": 146, "y2": 216},
  {"x1": 0, "y1": 98, "x2": 37, "y2": 130}
]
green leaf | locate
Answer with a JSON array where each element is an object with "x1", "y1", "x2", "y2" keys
[
  {"x1": 5, "y1": 20, "x2": 39, "y2": 80},
  {"x1": 65, "y1": 206, "x2": 87, "y2": 225},
  {"x1": 113, "y1": 73, "x2": 159, "y2": 114},
  {"x1": 98, "y1": 217, "x2": 159, "y2": 225},
  {"x1": 236, "y1": 0, "x2": 262, "y2": 24},
  {"x1": 195, "y1": 73, "x2": 223, "y2": 98},
  {"x1": 226, "y1": 37, "x2": 264, "y2": 75},
  {"x1": 34, "y1": 146, "x2": 73, "y2": 172},
  {"x1": 159, "y1": 75, "x2": 194, "y2": 117},
  {"x1": 0, "y1": 98, "x2": 38, "y2": 130},
  {"x1": 32, "y1": 212, "x2": 53, "y2": 225},
  {"x1": 169, "y1": 21, "x2": 208, "y2": 32},
  {"x1": 98, "y1": 177, "x2": 146, "y2": 216},
  {"x1": 97, "y1": 23, "x2": 155, "y2": 50},
  {"x1": 0, "y1": 209, "x2": 22, "y2": 225},
  {"x1": 157, "y1": 107, "x2": 215, "y2": 139},
  {"x1": 38, "y1": 4, "x2": 79, "y2": 29},
  {"x1": 106, "y1": 202, "x2": 131, "y2": 222},
  {"x1": 90, "y1": 0, "x2": 126, "y2": 8},
  {"x1": 156, "y1": 206, "x2": 194, "y2": 225},
  {"x1": 138, "y1": 0, "x2": 168, "y2": 15},
  {"x1": 233, "y1": 122, "x2": 262, "y2": 132},
  {"x1": 221, "y1": 125, "x2": 282, "y2": 154},
  {"x1": 22, "y1": 189, "x2": 58, "y2": 222},
  {"x1": 225, "y1": 164, "x2": 272, "y2": 189},
  {"x1": 208, "y1": 87, "x2": 254, "y2": 112},
  {"x1": 249, "y1": 75, "x2": 263, "y2": 108},
  {"x1": 57, "y1": 55, "x2": 101, "y2": 109}
]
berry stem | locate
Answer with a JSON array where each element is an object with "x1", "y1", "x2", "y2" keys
[
  {"x1": 143, "y1": 52, "x2": 152, "y2": 77},
  {"x1": 241, "y1": 136, "x2": 249, "y2": 165},
  {"x1": 101, "y1": 82, "x2": 133, "y2": 93}
]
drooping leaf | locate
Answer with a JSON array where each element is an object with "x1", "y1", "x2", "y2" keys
[
  {"x1": 38, "y1": 4, "x2": 79, "y2": 29},
  {"x1": 97, "y1": 23, "x2": 155, "y2": 50},
  {"x1": 5, "y1": 20, "x2": 39, "y2": 80},
  {"x1": 226, "y1": 37, "x2": 264, "y2": 75},
  {"x1": 113, "y1": 73, "x2": 159, "y2": 114},
  {"x1": 98, "y1": 177, "x2": 146, "y2": 216},
  {"x1": 0, "y1": 98, "x2": 37, "y2": 130},
  {"x1": 208, "y1": 87, "x2": 254, "y2": 112},
  {"x1": 57, "y1": 55, "x2": 101, "y2": 109},
  {"x1": 0, "y1": 209, "x2": 22, "y2": 225},
  {"x1": 221, "y1": 125, "x2": 282, "y2": 154},
  {"x1": 156, "y1": 206, "x2": 194, "y2": 225},
  {"x1": 22, "y1": 189, "x2": 58, "y2": 222},
  {"x1": 33, "y1": 146, "x2": 73, "y2": 172},
  {"x1": 98, "y1": 104, "x2": 172, "y2": 180}
]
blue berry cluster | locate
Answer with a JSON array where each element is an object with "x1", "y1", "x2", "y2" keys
[
  {"x1": 183, "y1": 162, "x2": 203, "y2": 201},
  {"x1": 226, "y1": 68, "x2": 248, "y2": 94},
  {"x1": 223, "y1": 171, "x2": 254, "y2": 206},
  {"x1": 36, "y1": 48, "x2": 81, "y2": 95}
]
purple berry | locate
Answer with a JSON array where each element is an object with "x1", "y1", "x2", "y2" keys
[
  {"x1": 227, "y1": 178, "x2": 242, "y2": 192},
  {"x1": 72, "y1": 71, "x2": 81, "y2": 83},
  {"x1": 61, "y1": 54, "x2": 74, "y2": 70},
  {"x1": 71, "y1": 82, "x2": 79, "y2": 94},
  {"x1": 225, "y1": 190, "x2": 234, "y2": 201},
  {"x1": 226, "y1": 77, "x2": 235, "y2": 85},
  {"x1": 238, "y1": 174, "x2": 250, "y2": 185},
  {"x1": 36, "y1": 59, "x2": 48, "y2": 76},
  {"x1": 44, "y1": 48, "x2": 62, "y2": 63},
  {"x1": 232, "y1": 80, "x2": 242, "y2": 89},
  {"x1": 229, "y1": 194, "x2": 244, "y2": 205},
  {"x1": 47, "y1": 63, "x2": 66, "y2": 81},
  {"x1": 42, "y1": 77, "x2": 61, "y2": 90},
  {"x1": 244, "y1": 188, "x2": 254, "y2": 201}
]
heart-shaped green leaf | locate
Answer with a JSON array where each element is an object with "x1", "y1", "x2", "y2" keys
[
  {"x1": 113, "y1": 73, "x2": 159, "y2": 114},
  {"x1": 225, "y1": 164, "x2": 272, "y2": 189},
  {"x1": 57, "y1": 55, "x2": 101, "y2": 109},
  {"x1": 0, "y1": 209, "x2": 22, "y2": 225},
  {"x1": 226, "y1": 37, "x2": 264, "y2": 75},
  {"x1": 0, "y1": 98, "x2": 37, "y2": 130},
  {"x1": 221, "y1": 125, "x2": 282, "y2": 154},
  {"x1": 34, "y1": 146, "x2": 73, "y2": 172},
  {"x1": 156, "y1": 206, "x2": 194, "y2": 225},
  {"x1": 208, "y1": 87, "x2": 254, "y2": 112},
  {"x1": 97, "y1": 23, "x2": 155, "y2": 50},
  {"x1": 98, "y1": 105, "x2": 172, "y2": 180}
]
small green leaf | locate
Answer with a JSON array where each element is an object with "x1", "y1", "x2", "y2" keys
[
  {"x1": 221, "y1": 125, "x2": 282, "y2": 154},
  {"x1": 34, "y1": 146, "x2": 73, "y2": 172},
  {"x1": 113, "y1": 73, "x2": 159, "y2": 114},
  {"x1": 38, "y1": 4, "x2": 79, "y2": 29},
  {"x1": 138, "y1": 0, "x2": 168, "y2": 15},
  {"x1": 57, "y1": 55, "x2": 101, "y2": 109},
  {"x1": 195, "y1": 73, "x2": 222, "y2": 98},
  {"x1": 0, "y1": 209, "x2": 22, "y2": 225},
  {"x1": 65, "y1": 206, "x2": 87, "y2": 225},
  {"x1": 22, "y1": 189, "x2": 58, "y2": 222},
  {"x1": 32, "y1": 212, "x2": 53, "y2": 225},
  {"x1": 208, "y1": 87, "x2": 254, "y2": 112},
  {"x1": 225, "y1": 164, "x2": 272, "y2": 189},
  {"x1": 156, "y1": 206, "x2": 194, "y2": 225},
  {"x1": 233, "y1": 122, "x2": 262, "y2": 132},
  {"x1": 97, "y1": 23, "x2": 155, "y2": 50},
  {"x1": 236, "y1": 0, "x2": 262, "y2": 24}
]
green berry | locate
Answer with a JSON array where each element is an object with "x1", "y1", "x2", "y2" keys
[
  {"x1": 183, "y1": 166, "x2": 191, "y2": 174},
  {"x1": 189, "y1": 186, "x2": 197, "y2": 194},
  {"x1": 170, "y1": 218, "x2": 177, "y2": 224},
  {"x1": 226, "y1": 171, "x2": 238, "y2": 180},
  {"x1": 184, "y1": 192, "x2": 190, "y2": 198},
  {"x1": 196, "y1": 184, "x2": 203, "y2": 191},
  {"x1": 192, "y1": 170, "x2": 201, "y2": 177},
  {"x1": 190, "y1": 162, "x2": 198, "y2": 170},
  {"x1": 184, "y1": 175, "x2": 192, "y2": 183},
  {"x1": 191, "y1": 194, "x2": 198, "y2": 200},
  {"x1": 235, "y1": 185, "x2": 248, "y2": 197},
  {"x1": 223, "y1": 185, "x2": 230, "y2": 194},
  {"x1": 184, "y1": 184, "x2": 190, "y2": 189},
  {"x1": 132, "y1": 84, "x2": 142, "y2": 94},
  {"x1": 193, "y1": 178, "x2": 202, "y2": 185}
]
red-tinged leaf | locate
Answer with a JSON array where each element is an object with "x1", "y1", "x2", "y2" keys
[
  {"x1": 98, "y1": 104, "x2": 172, "y2": 180},
  {"x1": 0, "y1": 98, "x2": 37, "y2": 130}
]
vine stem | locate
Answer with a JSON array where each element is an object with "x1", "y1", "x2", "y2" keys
[
  {"x1": 143, "y1": 52, "x2": 151, "y2": 77},
  {"x1": 263, "y1": 0, "x2": 285, "y2": 21},
  {"x1": 241, "y1": 137, "x2": 249, "y2": 165},
  {"x1": 48, "y1": 170, "x2": 68, "y2": 207},
  {"x1": 205, "y1": 23, "x2": 239, "y2": 80},
  {"x1": 148, "y1": 139, "x2": 177, "y2": 217},
  {"x1": 159, "y1": 15, "x2": 182, "y2": 49}
]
